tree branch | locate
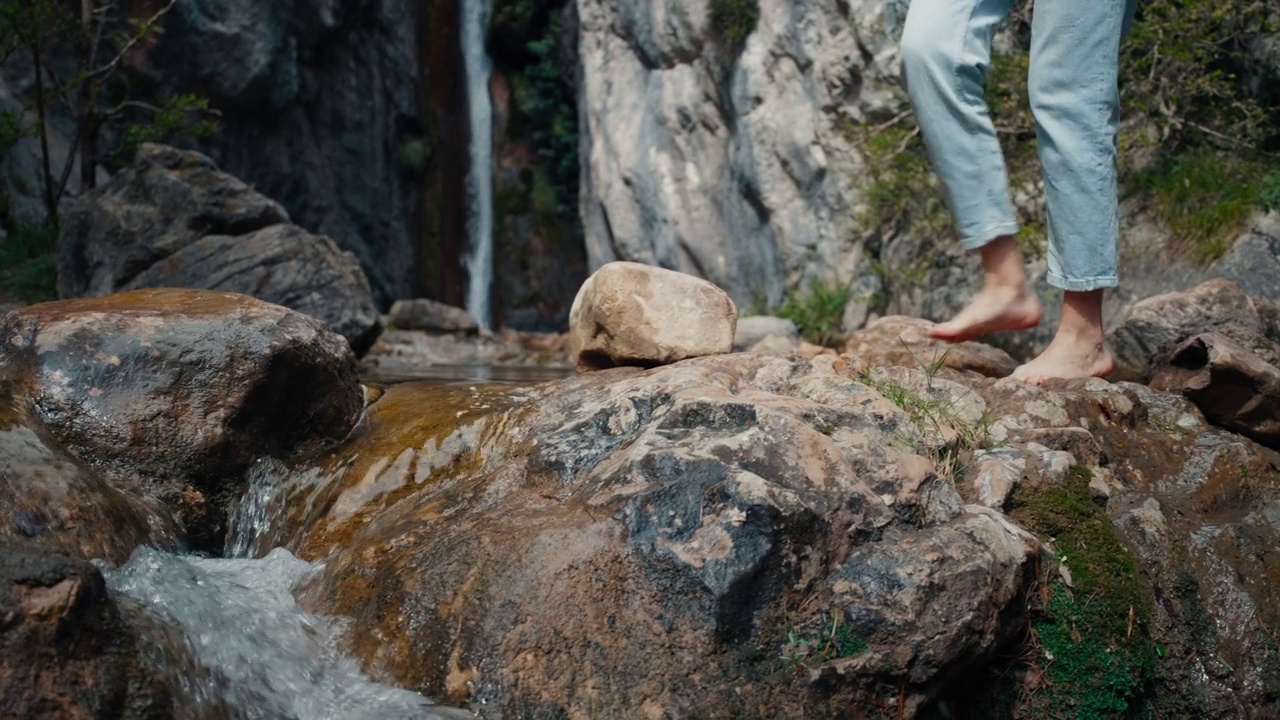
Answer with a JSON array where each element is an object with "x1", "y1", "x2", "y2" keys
[{"x1": 84, "y1": 0, "x2": 177, "y2": 84}]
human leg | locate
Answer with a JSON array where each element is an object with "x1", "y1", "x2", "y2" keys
[
  {"x1": 1013, "y1": 0, "x2": 1135, "y2": 383},
  {"x1": 899, "y1": 0, "x2": 1042, "y2": 342}
]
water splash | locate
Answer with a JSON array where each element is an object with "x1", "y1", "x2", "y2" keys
[
  {"x1": 103, "y1": 547, "x2": 469, "y2": 720},
  {"x1": 462, "y1": 0, "x2": 494, "y2": 330}
]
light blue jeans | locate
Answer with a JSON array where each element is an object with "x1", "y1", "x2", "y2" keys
[{"x1": 900, "y1": 0, "x2": 1137, "y2": 291}]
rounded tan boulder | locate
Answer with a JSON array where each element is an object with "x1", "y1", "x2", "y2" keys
[{"x1": 569, "y1": 262, "x2": 737, "y2": 371}]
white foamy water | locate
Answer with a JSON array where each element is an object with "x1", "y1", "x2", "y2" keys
[
  {"x1": 103, "y1": 547, "x2": 469, "y2": 720},
  {"x1": 462, "y1": 0, "x2": 495, "y2": 330}
]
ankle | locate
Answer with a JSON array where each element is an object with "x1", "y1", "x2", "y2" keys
[{"x1": 977, "y1": 235, "x2": 1028, "y2": 288}]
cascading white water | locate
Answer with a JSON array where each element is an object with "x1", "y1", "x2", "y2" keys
[
  {"x1": 462, "y1": 0, "x2": 494, "y2": 331},
  {"x1": 103, "y1": 547, "x2": 470, "y2": 719}
]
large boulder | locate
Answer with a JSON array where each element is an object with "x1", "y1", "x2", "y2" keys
[
  {"x1": 56, "y1": 143, "x2": 287, "y2": 297},
  {"x1": 1108, "y1": 278, "x2": 1280, "y2": 381},
  {"x1": 218, "y1": 348, "x2": 1280, "y2": 716},
  {"x1": 56, "y1": 144, "x2": 381, "y2": 354},
  {"x1": 123, "y1": 223, "x2": 382, "y2": 355},
  {"x1": 569, "y1": 261, "x2": 737, "y2": 370},
  {"x1": 0, "y1": 289, "x2": 363, "y2": 551},
  {"x1": 241, "y1": 354, "x2": 1042, "y2": 716}
]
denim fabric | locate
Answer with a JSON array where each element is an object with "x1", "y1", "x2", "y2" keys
[{"x1": 900, "y1": 0, "x2": 1138, "y2": 291}]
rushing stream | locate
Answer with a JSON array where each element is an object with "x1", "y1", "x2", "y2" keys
[
  {"x1": 102, "y1": 547, "x2": 470, "y2": 720},
  {"x1": 88, "y1": 366, "x2": 570, "y2": 719}
]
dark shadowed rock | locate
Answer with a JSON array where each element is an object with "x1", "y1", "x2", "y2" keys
[
  {"x1": 56, "y1": 144, "x2": 382, "y2": 354},
  {"x1": 0, "y1": 538, "x2": 187, "y2": 719},
  {"x1": 569, "y1": 262, "x2": 738, "y2": 371},
  {"x1": 148, "y1": 0, "x2": 423, "y2": 306},
  {"x1": 1, "y1": 289, "x2": 363, "y2": 550},
  {"x1": 56, "y1": 143, "x2": 288, "y2": 298},
  {"x1": 388, "y1": 298, "x2": 480, "y2": 333},
  {"x1": 1149, "y1": 332, "x2": 1280, "y2": 449},
  {"x1": 1108, "y1": 279, "x2": 1280, "y2": 381},
  {"x1": 125, "y1": 224, "x2": 382, "y2": 355}
]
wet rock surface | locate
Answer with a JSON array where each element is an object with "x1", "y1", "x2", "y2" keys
[
  {"x1": 0, "y1": 538, "x2": 183, "y2": 720},
  {"x1": 56, "y1": 144, "x2": 381, "y2": 352},
  {"x1": 256, "y1": 355, "x2": 1039, "y2": 715},
  {"x1": 1, "y1": 289, "x2": 363, "y2": 550},
  {"x1": 569, "y1": 261, "x2": 737, "y2": 371},
  {"x1": 0, "y1": 396, "x2": 180, "y2": 565},
  {"x1": 218, "y1": 346, "x2": 1280, "y2": 717}
]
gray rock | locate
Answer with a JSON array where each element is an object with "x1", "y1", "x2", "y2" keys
[
  {"x1": 388, "y1": 298, "x2": 480, "y2": 334},
  {"x1": 577, "y1": 0, "x2": 888, "y2": 309},
  {"x1": 734, "y1": 315, "x2": 799, "y2": 351},
  {"x1": 150, "y1": 0, "x2": 423, "y2": 306},
  {"x1": 124, "y1": 224, "x2": 382, "y2": 355},
  {"x1": 285, "y1": 353, "x2": 1040, "y2": 715},
  {"x1": 56, "y1": 144, "x2": 288, "y2": 297},
  {"x1": 57, "y1": 144, "x2": 381, "y2": 354},
  {"x1": 1215, "y1": 213, "x2": 1280, "y2": 304},
  {"x1": 964, "y1": 448, "x2": 1025, "y2": 510}
]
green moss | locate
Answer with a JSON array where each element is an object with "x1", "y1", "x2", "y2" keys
[
  {"x1": 709, "y1": 0, "x2": 759, "y2": 54},
  {"x1": 1009, "y1": 467, "x2": 1156, "y2": 718}
]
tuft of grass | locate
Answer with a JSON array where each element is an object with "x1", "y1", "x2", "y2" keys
[
  {"x1": 1008, "y1": 466, "x2": 1156, "y2": 718},
  {"x1": 1124, "y1": 147, "x2": 1279, "y2": 263},
  {"x1": 0, "y1": 221, "x2": 59, "y2": 303},
  {"x1": 778, "y1": 613, "x2": 868, "y2": 673},
  {"x1": 776, "y1": 278, "x2": 851, "y2": 347}
]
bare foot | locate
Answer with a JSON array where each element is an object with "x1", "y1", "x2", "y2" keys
[
  {"x1": 928, "y1": 287, "x2": 1043, "y2": 343},
  {"x1": 1011, "y1": 334, "x2": 1114, "y2": 385}
]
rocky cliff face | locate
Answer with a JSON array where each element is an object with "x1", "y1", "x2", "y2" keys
[
  {"x1": 576, "y1": 0, "x2": 906, "y2": 309},
  {"x1": 146, "y1": 0, "x2": 425, "y2": 308}
]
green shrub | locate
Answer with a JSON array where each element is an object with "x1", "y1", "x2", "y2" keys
[
  {"x1": 1124, "y1": 147, "x2": 1278, "y2": 261},
  {"x1": 0, "y1": 221, "x2": 59, "y2": 302},
  {"x1": 1261, "y1": 172, "x2": 1280, "y2": 212},
  {"x1": 500, "y1": 7, "x2": 579, "y2": 219},
  {"x1": 776, "y1": 278, "x2": 851, "y2": 346},
  {"x1": 709, "y1": 0, "x2": 759, "y2": 54}
]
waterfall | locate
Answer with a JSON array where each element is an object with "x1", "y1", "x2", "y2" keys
[{"x1": 462, "y1": 0, "x2": 494, "y2": 331}]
